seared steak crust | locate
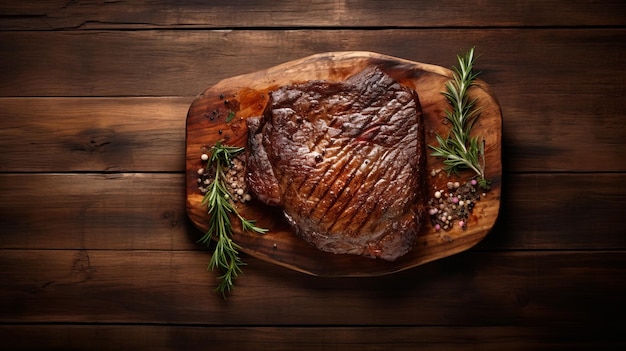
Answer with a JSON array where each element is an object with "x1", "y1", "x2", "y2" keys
[{"x1": 246, "y1": 66, "x2": 426, "y2": 260}]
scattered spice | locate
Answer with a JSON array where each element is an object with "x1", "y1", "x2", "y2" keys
[
  {"x1": 427, "y1": 170, "x2": 483, "y2": 233},
  {"x1": 197, "y1": 154, "x2": 252, "y2": 204}
]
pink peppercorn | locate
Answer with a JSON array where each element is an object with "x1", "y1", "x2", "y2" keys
[
  {"x1": 435, "y1": 224, "x2": 441, "y2": 231},
  {"x1": 458, "y1": 221, "x2": 465, "y2": 228},
  {"x1": 471, "y1": 179, "x2": 477, "y2": 186}
]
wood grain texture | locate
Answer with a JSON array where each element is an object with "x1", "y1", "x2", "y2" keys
[
  {"x1": 184, "y1": 51, "x2": 502, "y2": 276},
  {"x1": 0, "y1": 173, "x2": 624, "y2": 251},
  {"x1": 1, "y1": 29, "x2": 624, "y2": 174},
  {"x1": 1, "y1": 325, "x2": 624, "y2": 351},
  {"x1": 0, "y1": 249, "x2": 624, "y2": 325},
  {"x1": 0, "y1": 29, "x2": 624, "y2": 98},
  {"x1": 0, "y1": 173, "x2": 189, "y2": 250},
  {"x1": 0, "y1": 97, "x2": 190, "y2": 172},
  {"x1": 1, "y1": 93, "x2": 624, "y2": 173},
  {"x1": 1, "y1": 0, "x2": 624, "y2": 30},
  {"x1": 1, "y1": 0, "x2": 624, "y2": 349}
]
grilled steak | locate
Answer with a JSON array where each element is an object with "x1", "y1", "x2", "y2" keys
[{"x1": 246, "y1": 66, "x2": 426, "y2": 260}]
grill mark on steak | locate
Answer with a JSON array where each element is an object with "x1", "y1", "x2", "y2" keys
[
  {"x1": 299, "y1": 101, "x2": 406, "y2": 214},
  {"x1": 261, "y1": 108, "x2": 334, "y2": 204},
  {"x1": 305, "y1": 144, "x2": 358, "y2": 208},
  {"x1": 338, "y1": 147, "x2": 410, "y2": 233},
  {"x1": 305, "y1": 141, "x2": 375, "y2": 220},
  {"x1": 311, "y1": 152, "x2": 363, "y2": 230},
  {"x1": 312, "y1": 142, "x2": 384, "y2": 220},
  {"x1": 311, "y1": 92, "x2": 420, "y2": 232},
  {"x1": 292, "y1": 100, "x2": 382, "y2": 203},
  {"x1": 289, "y1": 69, "x2": 396, "y2": 197},
  {"x1": 328, "y1": 155, "x2": 409, "y2": 236},
  {"x1": 246, "y1": 65, "x2": 426, "y2": 261},
  {"x1": 298, "y1": 143, "x2": 351, "y2": 208}
]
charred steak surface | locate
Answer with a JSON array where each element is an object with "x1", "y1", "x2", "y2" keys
[{"x1": 246, "y1": 66, "x2": 426, "y2": 261}]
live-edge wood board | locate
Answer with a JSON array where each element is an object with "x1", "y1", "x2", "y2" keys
[{"x1": 185, "y1": 51, "x2": 502, "y2": 276}]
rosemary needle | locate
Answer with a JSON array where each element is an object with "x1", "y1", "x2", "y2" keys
[
  {"x1": 198, "y1": 141, "x2": 267, "y2": 297},
  {"x1": 429, "y1": 47, "x2": 491, "y2": 190}
]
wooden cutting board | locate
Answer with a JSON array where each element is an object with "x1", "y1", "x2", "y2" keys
[{"x1": 185, "y1": 51, "x2": 502, "y2": 277}]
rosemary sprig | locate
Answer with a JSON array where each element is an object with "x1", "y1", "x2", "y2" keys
[
  {"x1": 198, "y1": 141, "x2": 267, "y2": 297},
  {"x1": 429, "y1": 47, "x2": 490, "y2": 190}
]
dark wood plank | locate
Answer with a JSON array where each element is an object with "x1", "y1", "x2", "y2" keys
[
  {"x1": 1, "y1": 173, "x2": 624, "y2": 251},
  {"x1": 0, "y1": 29, "x2": 624, "y2": 99},
  {"x1": 501, "y1": 92, "x2": 626, "y2": 172},
  {"x1": 0, "y1": 97, "x2": 190, "y2": 172},
  {"x1": 0, "y1": 173, "x2": 190, "y2": 250},
  {"x1": 480, "y1": 173, "x2": 626, "y2": 250},
  {"x1": 0, "y1": 249, "x2": 623, "y2": 325},
  {"x1": 1, "y1": 75, "x2": 625, "y2": 175},
  {"x1": 1, "y1": 0, "x2": 624, "y2": 30},
  {"x1": 1, "y1": 30, "x2": 623, "y2": 174},
  {"x1": 0, "y1": 1, "x2": 623, "y2": 349},
  {"x1": 1, "y1": 325, "x2": 623, "y2": 351}
]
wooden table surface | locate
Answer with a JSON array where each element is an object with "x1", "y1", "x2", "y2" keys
[{"x1": 1, "y1": 1, "x2": 624, "y2": 350}]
